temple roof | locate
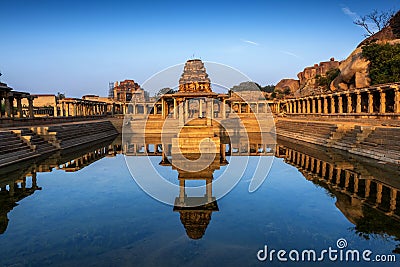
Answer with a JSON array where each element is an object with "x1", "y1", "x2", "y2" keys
[{"x1": 179, "y1": 59, "x2": 211, "y2": 85}]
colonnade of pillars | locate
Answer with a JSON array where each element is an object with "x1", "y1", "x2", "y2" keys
[
  {"x1": 0, "y1": 172, "x2": 38, "y2": 197},
  {"x1": 0, "y1": 94, "x2": 35, "y2": 118},
  {"x1": 281, "y1": 147, "x2": 398, "y2": 215},
  {"x1": 60, "y1": 146, "x2": 109, "y2": 171},
  {"x1": 123, "y1": 98, "x2": 273, "y2": 120},
  {"x1": 57, "y1": 100, "x2": 107, "y2": 117},
  {"x1": 282, "y1": 85, "x2": 400, "y2": 115},
  {"x1": 230, "y1": 101, "x2": 270, "y2": 114},
  {"x1": 122, "y1": 141, "x2": 275, "y2": 157}
]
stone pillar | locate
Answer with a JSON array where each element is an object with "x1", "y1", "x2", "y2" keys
[
  {"x1": 312, "y1": 98, "x2": 316, "y2": 113},
  {"x1": 379, "y1": 89, "x2": 386, "y2": 113},
  {"x1": 32, "y1": 172, "x2": 37, "y2": 188},
  {"x1": 184, "y1": 100, "x2": 189, "y2": 120},
  {"x1": 302, "y1": 100, "x2": 306, "y2": 113},
  {"x1": 222, "y1": 99, "x2": 226, "y2": 119},
  {"x1": 206, "y1": 99, "x2": 212, "y2": 126},
  {"x1": 330, "y1": 96, "x2": 336, "y2": 114},
  {"x1": 66, "y1": 103, "x2": 70, "y2": 116},
  {"x1": 315, "y1": 160, "x2": 321, "y2": 174},
  {"x1": 365, "y1": 180, "x2": 371, "y2": 198},
  {"x1": 394, "y1": 87, "x2": 400, "y2": 113},
  {"x1": 353, "y1": 176, "x2": 359, "y2": 194},
  {"x1": 4, "y1": 96, "x2": 11, "y2": 117},
  {"x1": 179, "y1": 101, "x2": 184, "y2": 127},
  {"x1": 206, "y1": 179, "x2": 212, "y2": 203},
  {"x1": 321, "y1": 162, "x2": 327, "y2": 177},
  {"x1": 347, "y1": 94, "x2": 352, "y2": 113},
  {"x1": 211, "y1": 99, "x2": 214, "y2": 119},
  {"x1": 368, "y1": 92, "x2": 373, "y2": 113},
  {"x1": 390, "y1": 189, "x2": 397, "y2": 213},
  {"x1": 199, "y1": 98, "x2": 203, "y2": 117},
  {"x1": 179, "y1": 179, "x2": 185, "y2": 205},
  {"x1": 53, "y1": 105, "x2": 58, "y2": 117},
  {"x1": 306, "y1": 99, "x2": 310, "y2": 114},
  {"x1": 305, "y1": 155, "x2": 310, "y2": 169},
  {"x1": 72, "y1": 103, "x2": 76, "y2": 116},
  {"x1": 28, "y1": 98, "x2": 34, "y2": 118},
  {"x1": 16, "y1": 97, "x2": 23, "y2": 118},
  {"x1": 323, "y1": 97, "x2": 328, "y2": 114},
  {"x1": 173, "y1": 98, "x2": 177, "y2": 119},
  {"x1": 376, "y1": 183, "x2": 382, "y2": 205},
  {"x1": 220, "y1": 144, "x2": 226, "y2": 163},
  {"x1": 356, "y1": 92, "x2": 362, "y2": 113},
  {"x1": 317, "y1": 98, "x2": 321, "y2": 113},
  {"x1": 338, "y1": 96, "x2": 343, "y2": 113}
]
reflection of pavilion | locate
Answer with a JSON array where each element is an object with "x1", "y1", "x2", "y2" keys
[
  {"x1": 276, "y1": 138, "x2": 400, "y2": 252},
  {"x1": 169, "y1": 154, "x2": 223, "y2": 240}
]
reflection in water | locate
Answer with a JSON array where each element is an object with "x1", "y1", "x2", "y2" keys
[
  {"x1": 170, "y1": 155, "x2": 223, "y2": 239},
  {"x1": 0, "y1": 136, "x2": 122, "y2": 235},
  {"x1": 276, "y1": 138, "x2": 400, "y2": 253},
  {"x1": 1, "y1": 133, "x2": 400, "y2": 255}
]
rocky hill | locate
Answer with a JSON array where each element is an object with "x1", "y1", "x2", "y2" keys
[{"x1": 276, "y1": 10, "x2": 400, "y2": 98}]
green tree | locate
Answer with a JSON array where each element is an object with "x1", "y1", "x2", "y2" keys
[
  {"x1": 315, "y1": 68, "x2": 340, "y2": 89},
  {"x1": 362, "y1": 43, "x2": 400, "y2": 85}
]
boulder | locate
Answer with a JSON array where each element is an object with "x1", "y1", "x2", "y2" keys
[
  {"x1": 331, "y1": 47, "x2": 370, "y2": 91},
  {"x1": 331, "y1": 10, "x2": 400, "y2": 91},
  {"x1": 275, "y1": 79, "x2": 300, "y2": 94}
]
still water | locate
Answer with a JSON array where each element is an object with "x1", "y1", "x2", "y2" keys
[{"x1": 0, "y1": 137, "x2": 399, "y2": 266}]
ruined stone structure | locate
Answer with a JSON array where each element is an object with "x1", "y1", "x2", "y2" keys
[
  {"x1": 113, "y1": 79, "x2": 145, "y2": 102},
  {"x1": 0, "y1": 82, "x2": 35, "y2": 118}
]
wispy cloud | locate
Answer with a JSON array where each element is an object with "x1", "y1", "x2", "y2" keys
[
  {"x1": 280, "y1": 50, "x2": 301, "y2": 59},
  {"x1": 241, "y1": 39, "x2": 259, "y2": 46},
  {"x1": 341, "y1": 7, "x2": 358, "y2": 19}
]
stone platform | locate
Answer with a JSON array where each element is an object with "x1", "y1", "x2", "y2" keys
[{"x1": 0, "y1": 120, "x2": 118, "y2": 168}]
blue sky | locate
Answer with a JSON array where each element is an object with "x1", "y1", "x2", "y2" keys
[{"x1": 1, "y1": 0, "x2": 398, "y2": 97}]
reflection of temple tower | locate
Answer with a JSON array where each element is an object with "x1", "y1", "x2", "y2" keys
[{"x1": 171, "y1": 154, "x2": 224, "y2": 240}]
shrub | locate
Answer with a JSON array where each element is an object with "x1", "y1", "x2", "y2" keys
[{"x1": 362, "y1": 42, "x2": 400, "y2": 85}]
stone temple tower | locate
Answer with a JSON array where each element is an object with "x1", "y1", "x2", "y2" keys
[{"x1": 178, "y1": 59, "x2": 212, "y2": 93}]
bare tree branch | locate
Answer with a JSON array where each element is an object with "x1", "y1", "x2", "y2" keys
[{"x1": 353, "y1": 9, "x2": 395, "y2": 37}]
